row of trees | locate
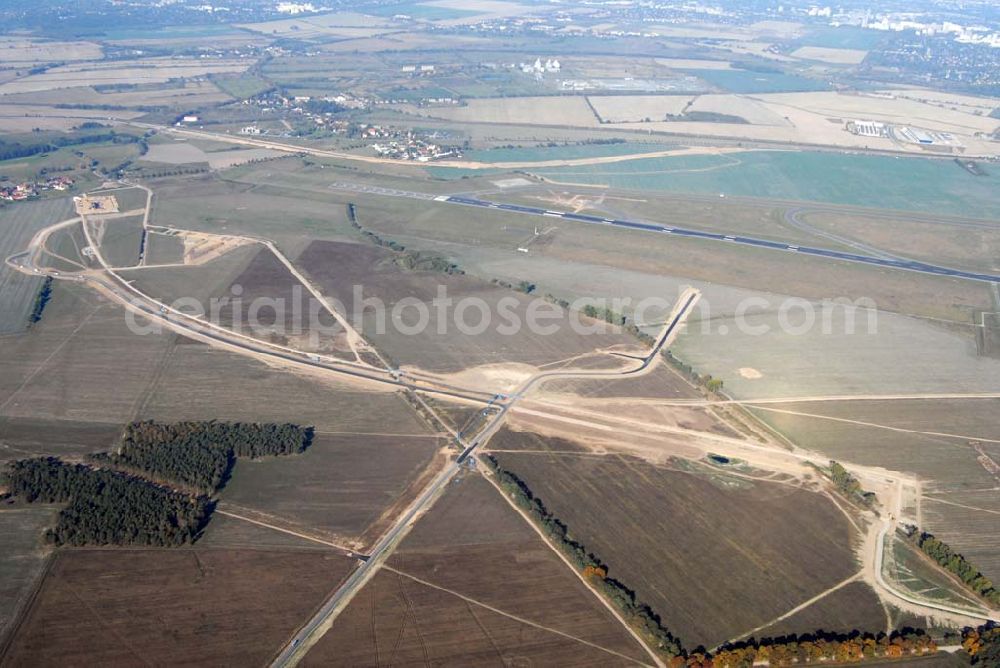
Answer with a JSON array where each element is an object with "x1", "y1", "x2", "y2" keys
[
  {"x1": 3, "y1": 457, "x2": 209, "y2": 546},
  {"x1": 713, "y1": 630, "x2": 937, "y2": 667},
  {"x1": 482, "y1": 454, "x2": 951, "y2": 666},
  {"x1": 93, "y1": 421, "x2": 312, "y2": 493},
  {"x1": 828, "y1": 461, "x2": 877, "y2": 507},
  {"x1": 346, "y1": 202, "x2": 464, "y2": 275},
  {"x1": 482, "y1": 454, "x2": 684, "y2": 659},
  {"x1": 911, "y1": 530, "x2": 1000, "y2": 606},
  {"x1": 28, "y1": 277, "x2": 53, "y2": 325},
  {"x1": 963, "y1": 624, "x2": 1000, "y2": 664},
  {"x1": 0, "y1": 131, "x2": 140, "y2": 162}
]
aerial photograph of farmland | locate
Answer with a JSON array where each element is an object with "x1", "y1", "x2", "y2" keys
[{"x1": 1, "y1": 0, "x2": 999, "y2": 665}]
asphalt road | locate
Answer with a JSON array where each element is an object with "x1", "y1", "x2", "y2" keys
[
  {"x1": 270, "y1": 289, "x2": 701, "y2": 666},
  {"x1": 327, "y1": 180, "x2": 1000, "y2": 283},
  {"x1": 435, "y1": 194, "x2": 1000, "y2": 284}
]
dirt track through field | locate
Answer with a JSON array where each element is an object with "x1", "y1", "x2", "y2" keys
[{"x1": 382, "y1": 565, "x2": 654, "y2": 666}]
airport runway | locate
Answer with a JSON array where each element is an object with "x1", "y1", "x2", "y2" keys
[{"x1": 330, "y1": 182, "x2": 1000, "y2": 284}]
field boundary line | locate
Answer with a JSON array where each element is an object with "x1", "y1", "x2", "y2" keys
[
  {"x1": 478, "y1": 468, "x2": 664, "y2": 668},
  {"x1": 313, "y1": 430, "x2": 443, "y2": 438},
  {"x1": 383, "y1": 564, "x2": 654, "y2": 666},
  {"x1": 0, "y1": 304, "x2": 104, "y2": 414},
  {"x1": 920, "y1": 496, "x2": 1000, "y2": 516},
  {"x1": 822, "y1": 490, "x2": 865, "y2": 534},
  {"x1": 0, "y1": 549, "x2": 55, "y2": 660},
  {"x1": 65, "y1": 580, "x2": 154, "y2": 666},
  {"x1": 214, "y1": 508, "x2": 355, "y2": 553},
  {"x1": 747, "y1": 404, "x2": 1000, "y2": 445}
]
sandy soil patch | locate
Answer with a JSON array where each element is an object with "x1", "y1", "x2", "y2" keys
[
  {"x1": 177, "y1": 230, "x2": 253, "y2": 265},
  {"x1": 419, "y1": 362, "x2": 538, "y2": 394}
]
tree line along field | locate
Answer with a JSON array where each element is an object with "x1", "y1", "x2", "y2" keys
[
  {"x1": 747, "y1": 399, "x2": 1000, "y2": 582},
  {"x1": 0, "y1": 198, "x2": 73, "y2": 335},
  {"x1": 489, "y1": 431, "x2": 878, "y2": 650},
  {"x1": 304, "y1": 175, "x2": 991, "y2": 325},
  {"x1": 2, "y1": 421, "x2": 313, "y2": 547},
  {"x1": 304, "y1": 474, "x2": 652, "y2": 666},
  {"x1": 0, "y1": 267, "x2": 453, "y2": 552}
]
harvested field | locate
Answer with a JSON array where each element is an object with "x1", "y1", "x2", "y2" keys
[
  {"x1": 143, "y1": 231, "x2": 185, "y2": 265},
  {"x1": 791, "y1": 46, "x2": 868, "y2": 64},
  {"x1": 2, "y1": 548, "x2": 355, "y2": 665},
  {"x1": 96, "y1": 215, "x2": 144, "y2": 267},
  {"x1": 220, "y1": 431, "x2": 446, "y2": 548},
  {"x1": 207, "y1": 148, "x2": 284, "y2": 169},
  {"x1": 305, "y1": 474, "x2": 651, "y2": 666},
  {"x1": 0, "y1": 197, "x2": 73, "y2": 335},
  {"x1": 0, "y1": 82, "x2": 230, "y2": 109},
  {"x1": 0, "y1": 416, "x2": 121, "y2": 464},
  {"x1": 759, "y1": 91, "x2": 1000, "y2": 136},
  {"x1": 0, "y1": 284, "x2": 176, "y2": 425},
  {"x1": 136, "y1": 344, "x2": 424, "y2": 434},
  {"x1": 492, "y1": 439, "x2": 865, "y2": 650},
  {"x1": 237, "y1": 11, "x2": 398, "y2": 38},
  {"x1": 128, "y1": 242, "x2": 257, "y2": 303},
  {"x1": 142, "y1": 144, "x2": 283, "y2": 170},
  {"x1": 921, "y1": 489, "x2": 1000, "y2": 584},
  {"x1": 196, "y1": 512, "x2": 336, "y2": 550},
  {"x1": 0, "y1": 39, "x2": 102, "y2": 64},
  {"x1": 152, "y1": 177, "x2": 354, "y2": 248},
  {"x1": 210, "y1": 245, "x2": 341, "y2": 352},
  {"x1": 405, "y1": 96, "x2": 600, "y2": 127},
  {"x1": 486, "y1": 426, "x2": 594, "y2": 454},
  {"x1": 0, "y1": 106, "x2": 144, "y2": 132},
  {"x1": 747, "y1": 399, "x2": 1000, "y2": 490},
  {"x1": 0, "y1": 58, "x2": 250, "y2": 95},
  {"x1": 0, "y1": 505, "x2": 58, "y2": 645},
  {"x1": 588, "y1": 95, "x2": 694, "y2": 123},
  {"x1": 587, "y1": 94, "x2": 789, "y2": 126},
  {"x1": 141, "y1": 142, "x2": 211, "y2": 165},
  {"x1": 750, "y1": 581, "x2": 887, "y2": 640},
  {"x1": 296, "y1": 240, "x2": 635, "y2": 373},
  {"x1": 686, "y1": 94, "x2": 790, "y2": 125}
]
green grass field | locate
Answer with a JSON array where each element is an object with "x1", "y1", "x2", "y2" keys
[
  {"x1": 464, "y1": 142, "x2": 671, "y2": 163},
  {"x1": 519, "y1": 151, "x2": 1000, "y2": 218},
  {"x1": 98, "y1": 215, "x2": 144, "y2": 268},
  {"x1": 362, "y1": 2, "x2": 480, "y2": 20},
  {"x1": 210, "y1": 73, "x2": 273, "y2": 100}
]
